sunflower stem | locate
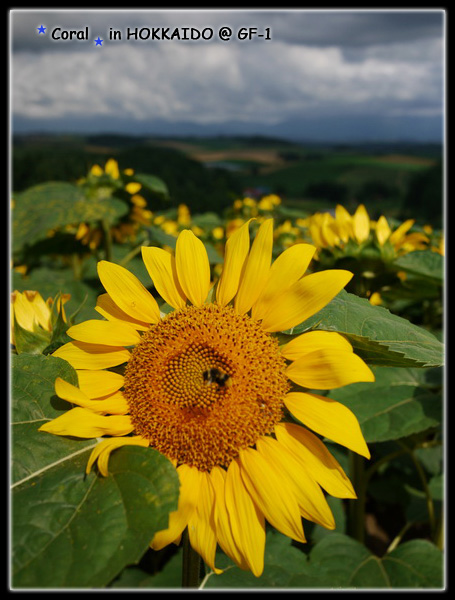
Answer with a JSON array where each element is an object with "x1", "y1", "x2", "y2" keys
[
  {"x1": 71, "y1": 253, "x2": 82, "y2": 281},
  {"x1": 119, "y1": 235, "x2": 150, "y2": 267},
  {"x1": 397, "y1": 441, "x2": 437, "y2": 541},
  {"x1": 101, "y1": 219, "x2": 113, "y2": 262},
  {"x1": 348, "y1": 451, "x2": 366, "y2": 543},
  {"x1": 182, "y1": 528, "x2": 202, "y2": 588}
]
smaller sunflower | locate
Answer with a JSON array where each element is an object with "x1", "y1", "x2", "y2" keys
[
  {"x1": 40, "y1": 220, "x2": 374, "y2": 577},
  {"x1": 304, "y1": 204, "x2": 429, "y2": 258},
  {"x1": 374, "y1": 216, "x2": 429, "y2": 254},
  {"x1": 11, "y1": 290, "x2": 70, "y2": 346}
]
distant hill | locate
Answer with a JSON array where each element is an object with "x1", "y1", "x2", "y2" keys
[
  {"x1": 12, "y1": 134, "x2": 243, "y2": 214},
  {"x1": 13, "y1": 110, "x2": 443, "y2": 144},
  {"x1": 12, "y1": 133, "x2": 443, "y2": 225}
]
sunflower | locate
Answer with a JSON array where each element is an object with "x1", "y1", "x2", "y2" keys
[
  {"x1": 304, "y1": 205, "x2": 429, "y2": 258},
  {"x1": 39, "y1": 219, "x2": 374, "y2": 577},
  {"x1": 303, "y1": 204, "x2": 371, "y2": 250},
  {"x1": 374, "y1": 216, "x2": 429, "y2": 254},
  {"x1": 11, "y1": 290, "x2": 70, "y2": 346}
]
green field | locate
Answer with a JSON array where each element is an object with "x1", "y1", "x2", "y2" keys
[{"x1": 12, "y1": 133, "x2": 443, "y2": 225}]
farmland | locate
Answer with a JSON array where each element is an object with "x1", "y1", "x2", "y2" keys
[{"x1": 12, "y1": 133, "x2": 443, "y2": 224}]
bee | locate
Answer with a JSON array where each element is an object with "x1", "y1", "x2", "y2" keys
[{"x1": 203, "y1": 368, "x2": 232, "y2": 388}]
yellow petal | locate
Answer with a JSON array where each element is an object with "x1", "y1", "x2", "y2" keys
[
  {"x1": 275, "y1": 423, "x2": 356, "y2": 498},
  {"x1": 238, "y1": 447, "x2": 305, "y2": 543},
  {"x1": 284, "y1": 392, "x2": 370, "y2": 458},
  {"x1": 95, "y1": 293, "x2": 150, "y2": 331},
  {"x1": 187, "y1": 471, "x2": 222, "y2": 574},
  {"x1": 90, "y1": 164, "x2": 103, "y2": 177},
  {"x1": 67, "y1": 319, "x2": 141, "y2": 347},
  {"x1": 89, "y1": 391, "x2": 129, "y2": 414},
  {"x1": 260, "y1": 270, "x2": 353, "y2": 333},
  {"x1": 29, "y1": 292, "x2": 52, "y2": 330},
  {"x1": 369, "y1": 292, "x2": 383, "y2": 306},
  {"x1": 251, "y1": 243, "x2": 316, "y2": 321},
  {"x1": 131, "y1": 194, "x2": 147, "y2": 207},
  {"x1": 281, "y1": 331, "x2": 352, "y2": 361},
  {"x1": 151, "y1": 464, "x2": 202, "y2": 551},
  {"x1": 141, "y1": 246, "x2": 187, "y2": 309},
  {"x1": 389, "y1": 219, "x2": 415, "y2": 245},
  {"x1": 175, "y1": 230, "x2": 211, "y2": 307},
  {"x1": 309, "y1": 221, "x2": 326, "y2": 248},
  {"x1": 39, "y1": 407, "x2": 134, "y2": 438},
  {"x1": 286, "y1": 348, "x2": 375, "y2": 389},
  {"x1": 224, "y1": 460, "x2": 266, "y2": 577},
  {"x1": 97, "y1": 260, "x2": 160, "y2": 324},
  {"x1": 235, "y1": 219, "x2": 274, "y2": 315},
  {"x1": 125, "y1": 182, "x2": 142, "y2": 195},
  {"x1": 216, "y1": 219, "x2": 252, "y2": 307},
  {"x1": 375, "y1": 216, "x2": 392, "y2": 246},
  {"x1": 12, "y1": 292, "x2": 37, "y2": 331},
  {"x1": 86, "y1": 435, "x2": 150, "y2": 476},
  {"x1": 335, "y1": 205, "x2": 353, "y2": 242},
  {"x1": 256, "y1": 436, "x2": 335, "y2": 530},
  {"x1": 55, "y1": 377, "x2": 129, "y2": 415},
  {"x1": 76, "y1": 369, "x2": 124, "y2": 399},
  {"x1": 53, "y1": 341, "x2": 130, "y2": 370},
  {"x1": 210, "y1": 467, "x2": 250, "y2": 573},
  {"x1": 352, "y1": 204, "x2": 370, "y2": 243},
  {"x1": 320, "y1": 213, "x2": 339, "y2": 247},
  {"x1": 55, "y1": 377, "x2": 89, "y2": 403},
  {"x1": 104, "y1": 158, "x2": 120, "y2": 179}
]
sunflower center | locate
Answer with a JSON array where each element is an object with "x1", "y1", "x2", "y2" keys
[{"x1": 123, "y1": 303, "x2": 289, "y2": 471}]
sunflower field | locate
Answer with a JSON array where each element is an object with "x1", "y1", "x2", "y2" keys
[{"x1": 10, "y1": 157, "x2": 445, "y2": 590}]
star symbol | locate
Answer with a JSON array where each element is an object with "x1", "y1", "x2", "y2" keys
[
  {"x1": 94, "y1": 37, "x2": 103, "y2": 46},
  {"x1": 37, "y1": 25, "x2": 46, "y2": 34}
]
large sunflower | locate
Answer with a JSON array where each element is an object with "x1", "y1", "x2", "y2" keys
[{"x1": 40, "y1": 219, "x2": 374, "y2": 577}]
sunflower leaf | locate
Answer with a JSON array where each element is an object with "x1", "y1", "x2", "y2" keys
[
  {"x1": 205, "y1": 531, "x2": 326, "y2": 589},
  {"x1": 329, "y1": 367, "x2": 442, "y2": 442},
  {"x1": 11, "y1": 354, "x2": 90, "y2": 485},
  {"x1": 205, "y1": 532, "x2": 442, "y2": 589},
  {"x1": 133, "y1": 173, "x2": 169, "y2": 198},
  {"x1": 285, "y1": 289, "x2": 444, "y2": 368},
  {"x1": 12, "y1": 182, "x2": 129, "y2": 253},
  {"x1": 393, "y1": 250, "x2": 444, "y2": 283},
  {"x1": 12, "y1": 446, "x2": 179, "y2": 589},
  {"x1": 308, "y1": 533, "x2": 443, "y2": 588},
  {"x1": 12, "y1": 318, "x2": 52, "y2": 355}
]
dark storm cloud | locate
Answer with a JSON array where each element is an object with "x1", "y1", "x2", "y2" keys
[{"x1": 10, "y1": 9, "x2": 445, "y2": 141}]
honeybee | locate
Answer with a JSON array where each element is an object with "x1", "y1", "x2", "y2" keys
[{"x1": 203, "y1": 368, "x2": 232, "y2": 388}]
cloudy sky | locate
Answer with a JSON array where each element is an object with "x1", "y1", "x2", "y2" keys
[{"x1": 10, "y1": 9, "x2": 445, "y2": 142}]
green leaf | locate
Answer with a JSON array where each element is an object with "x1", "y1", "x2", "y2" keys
[
  {"x1": 12, "y1": 318, "x2": 52, "y2": 355},
  {"x1": 111, "y1": 551, "x2": 183, "y2": 588},
  {"x1": 205, "y1": 532, "x2": 442, "y2": 589},
  {"x1": 285, "y1": 289, "x2": 444, "y2": 368},
  {"x1": 205, "y1": 531, "x2": 325, "y2": 589},
  {"x1": 133, "y1": 173, "x2": 169, "y2": 198},
  {"x1": 393, "y1": 250, "x2": 444, "y2": 283},
  {"x1": 43, "y1": 296, "x2": 72, "y2": 353},
  {"x1": 330, "y1": 367, "x2": 442, "y2": 443},
  {"x1": 309, "y1": 496, "x2": 346, "y2": 543},
  {"x1": 309, "y1": 534, "x2": 443, "y2": 588},
  {"x1": 12, "y1": 446, "x2": 179, "y2": 588},
  {"x1": 12, "y1": 182, "x2": 129, "y2": 252},
  {"x1": 11, "y1": 354, "x2": 91, "y2": 484},
  {"x1": 147, "y1": 225, "x2": 178, "y2": 248},
  {"x1": 191, "y1": 212, "x2": 224, "y2": 228}
]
